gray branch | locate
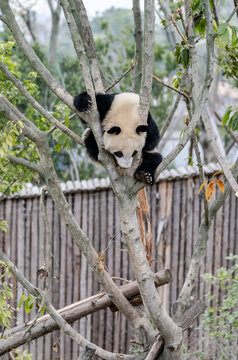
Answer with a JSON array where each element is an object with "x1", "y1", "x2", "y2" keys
[
  {"x1": 0, "y1": 250, "x2": 136, "y2": 360},
  {"x1": 0, "y1": 61, "x2": 84, "y2": 146},
  {"x1": 132, "y1": 0, "x2": 143, "y2": 93},
  {"x1": 68, "y1": 0, "x2": 104, "y2": 92},
  {"x1": 6, "y1": 153, "x2": 40, "y2": 173},
  {"x1": 77, "y1": 344, "x2": 96, "y2": 360},
  {"x1": 0, "y1": 95, "x2": 40, "y2": 143},
  {"x1": 139, "y1": 0, "x2": 155, "y2": 124},
  {"x1": 174, "y1": 157, "x2": 238, "y2": 318},
  {"x1": 0, "y1": 0, "x2": 74, "y2": 109}
]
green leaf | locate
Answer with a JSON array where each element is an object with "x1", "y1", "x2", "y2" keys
[
  {"x1": 219, "y1": 28, "x2": 230, "y2": 45},
  {"x1": 222, "y1": 106, "x2": 232, "y2": 126},
  {"x1": 217, "y1": 23, "x2": 227, "y2": 36},
  {"x1": 54, "y1": 143, "x2": 62, "y2": 152},
  {"x1": 231, "y1": 26, "x2": 238, "y2": 45},
  {"x1": 228, "y1": 111, "x2": 238, "y2": 131},
  {"x1": 65, "y1": 115, "x2": 69, "y2": 128},
  {"x1": 25, "y1": 295, "x2": 34, "y2": 313},
  {"x1": 181, "y1": 48, "x2": 190, "y2": 68}
]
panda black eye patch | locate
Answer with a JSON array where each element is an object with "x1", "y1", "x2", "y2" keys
[
  {"x1": 136, "y1": 125, "x2": 148, "y2": 134},
  {"x1": 114, "y1": 151, "x2": 123, "y2": 158},
  {"x1": 132, "y1": 151, "x2": 138, "y2": 157},
  {"x1": 107, "y1": 126, "x2": 121, "y2": 135}
]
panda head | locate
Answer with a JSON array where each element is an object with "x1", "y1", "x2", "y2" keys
[{"x1": 102, "y1": 93, "x2": 148, "y2": 169}]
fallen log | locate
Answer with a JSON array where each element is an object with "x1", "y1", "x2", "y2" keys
[{"x1": 0, "y1": 269, "x2": 171, "y2": 355}]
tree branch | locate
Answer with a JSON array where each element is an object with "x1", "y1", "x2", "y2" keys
[
  {"x1": 1, "y1": 270, "x2": 170, "y2": 353},
  {"x1": 0, "y1": 95, "x2": 40, "y2": 143},
  {"x1": 152, "y1": 75, "x2": 190, "y2": 103},
  {"x1": 6, "y1": 153, "x2": 40, "y2": 173},
  {"x1": 203, "y1": 114, "x2": 238, "y2": 197},
  {"x1": 139, "y1": 0, "x2": 155, "y2": 124},
  {"x1": 60, "y1": 0, "x2": 98, "y2": 99},
  {"x1": 132, "y1": 0, "x2": 143, "y2": 93},
  {"x1": 68, "y1": 0, "x2": 104, "y2": 92},
  {"x1": 174, "y1": 157, "x2": 238, "y2": 317},
  {"x1": 105, "y1": 62, "x2": 137, "y2": 93},
  {"x1": 0, "y1": 0, "x2": 74, "y2": 109},
  {"x1": 0, "y1": 250, "x2": 137, "y2": 360},
  {"x1": 226, "y1": 3, "x2": 238, "y2": 23},
  {"x1": 0, "y1": 61, "x2": 84, "y2": 146},
  {"x1": 170, "y1": 14, "x2": 195, "y2": 48}
]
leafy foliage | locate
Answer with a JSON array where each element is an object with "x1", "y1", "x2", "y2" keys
[
  {"x1": 0, "y1": 260, "x2": 13, "y2": 330},
  {"x1": 185, "y1": 255, "x2": 238, "y2": 359},
  {"x1": 216, "y1": 23, "x2": 238, "y2": 80},
  {"x1": 222, "y1": 106, "x2": 238, "y2": 131}
]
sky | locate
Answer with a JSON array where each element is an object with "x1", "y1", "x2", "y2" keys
[{"x1": 34, "y1": 0, "x2": 144, "y2": 18}]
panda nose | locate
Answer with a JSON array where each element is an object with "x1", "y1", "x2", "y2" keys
[{"x1": 116, "y1": 156, "x2": 133, "y2": 168}]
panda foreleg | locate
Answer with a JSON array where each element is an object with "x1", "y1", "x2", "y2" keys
[
  {"x1": 134, "y1": 151, "x2": 162, "y2": 186},
  {"x1": 83, "y1": 128, "x2": 99, "y2": 162}
]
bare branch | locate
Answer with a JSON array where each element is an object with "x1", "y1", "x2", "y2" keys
[
  {"x1": 171, "y1": 14, "x2": 195, "y2": 48},
  {"x1": 0, "y1": 95, "x2": 40, "y2": 143},
  {"x1": 152, "y1": 75, "x2": 190, "y2": 102},
  {"x1": 105, "y1": 62, "x2": 137, "y2": 93},
  {"x1": 1, "y1": 270, "x2": 170, "y2": 352},
  {"x1": 159, "y1": 94, "x2": 181, "y2": 141},
  {"x1": 139, "y1": 0, "x2": 155, "y2": 124},
  {"x1": 0, "y1": 250, "x2": 136, "y2": 360},
  {"x1": 78, "y1": 344, "x2": 96, "y2": 360},
  {"x1": 145, "y1": 336, "x2": 164, "y2": 360},
  {"x1": 68, "y1": 0, "x2": 104, "y2": 92},
  {"x1": 6, "y1": 153, "x2": 40, "y2": 173},
  {"x1": 0, "y1": 61, "x2": 84, "y2": 145},
  {"x1": 60, "y1": 0, "x2": 95, "y2": 99},
  {"x1": 226, "y1": 3, "x2": 238, "y2": 23},
  {"x1": 210, "y1": 0, "x2": 220, "y2": 26},
  {"x1": 132, "y1": 0, "x2": 143, "y2": 93},
  {"x1": 192, "y1": 133, "x2": 209, "y2": 223},
  {"x1": 0, "y1": 0, "x2": 74, "y2": 109}
]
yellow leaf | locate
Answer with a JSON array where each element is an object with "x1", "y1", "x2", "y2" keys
[
  {"x1": 205, "y1": 181, "x2": 215, "y2": 202},
  {"x1": 198, "y1": 179, "x2": 209, "y2": 195},
  {"x1": 212, "y1": 170, "x2": 224, "y2": 177},
  {"x1": 215, "y1": 180, "x2": 224, "y2": 193}
]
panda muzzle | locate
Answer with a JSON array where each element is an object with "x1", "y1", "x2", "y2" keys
[{"x1": 116, "y1": 156, "x2": 133, "y2": 169}]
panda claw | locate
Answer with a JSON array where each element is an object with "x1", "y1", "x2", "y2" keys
[{"x1": 134, "y1": 171, "x2": 154, "y2": 186}]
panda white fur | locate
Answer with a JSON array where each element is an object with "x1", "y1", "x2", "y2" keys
[{"x1": 74, "y1": 92, "x2": 162, "y2": 185}]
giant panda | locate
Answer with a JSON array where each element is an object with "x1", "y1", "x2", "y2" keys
[{"x1": 74, "y1": 92, "x2": 162, "y2": 185}]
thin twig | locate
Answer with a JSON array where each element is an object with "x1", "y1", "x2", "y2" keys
[
  {"x1": 226, "y1": 4, "x2": 238, "y2": 23},
  {"x1": 152, "y1": 75, "x2": 190, "y2": 103},
  {"x1": 105, "y1": 62, "x2": 137, "y2": 93},
  {"x1": 192, "y1": 132, "x2": 209, "y2": 224},
  {"x1": 171, "y1": 14, "x2": 195, "y2": 48},
  {"x1": 159, "y1": 93, "x2": 181, "y2": 141},
  {"x1": 0, "y1": 61, "x2": 84, "y2": 146}
]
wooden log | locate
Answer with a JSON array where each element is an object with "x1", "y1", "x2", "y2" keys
[{"x1": 0, "y1": 270, "x2": 171, "y2": 355}]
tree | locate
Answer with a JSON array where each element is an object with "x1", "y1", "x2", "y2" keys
[{"x1": 0, "y1": 0, "x2": 238, "y2": 359}]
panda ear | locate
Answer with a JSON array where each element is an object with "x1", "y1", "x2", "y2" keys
[
  {"x1": 107, "y1": 126, "x2": 121, "y2": 135},
  {"x1": 136, "y1": 125, "x2": 148, "y2": 134}
]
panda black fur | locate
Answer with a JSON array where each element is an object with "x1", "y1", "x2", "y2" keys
[{"x1": 74, "y1": 92, "x2": 162, "y2": 185}]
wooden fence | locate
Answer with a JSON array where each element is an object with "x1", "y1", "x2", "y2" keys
[{"x1": 0, "y1": 164, "x2": 237, "y2": 359}]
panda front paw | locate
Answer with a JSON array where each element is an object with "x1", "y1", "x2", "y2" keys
[
  {"x1": 74, "y1": 92, "x2": 92, "y2": 112},
  {"x1": 134, "y1": 170, "x2": 154, "y2": 186}
]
